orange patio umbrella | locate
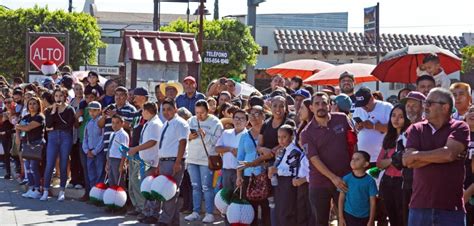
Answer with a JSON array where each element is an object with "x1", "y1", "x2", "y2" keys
[
  {"x1": 304, "y1": 63, "x2": 378, "y2": 85},
  {"x1": 266, "y1": 59, "x2": 334, "y2": 79}
]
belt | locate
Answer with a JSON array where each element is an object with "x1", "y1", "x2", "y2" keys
[{"x1": 159, "y1": 157, "x2": 185, "y2": 161}]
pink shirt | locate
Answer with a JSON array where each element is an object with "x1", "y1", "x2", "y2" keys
[{"x1": 376, "y1": 147, "x2": 402, "y2": 177}]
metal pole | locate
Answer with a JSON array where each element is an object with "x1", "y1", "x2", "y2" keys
[
  {"x1": 375, "y1": 2, "x2": 380, "y2": 91},
  {"x1": 153, "y1": 0, "x2": 159, "y2": 31},
  {"x1": 68, "y1": 0, "x2": 72, "y2": 13},
  {"x1": 25, "y1": 32, "x2": 30, "y2": 82},
  {"x1": 197, "y1": 0, "x2": 204, "y2": 90},
  {"x1": 186, "y1": 0, "x2": 190, "y2": 32},
  {"x1": 246, "y1": 0, "x2": 257, "y2": 85}
]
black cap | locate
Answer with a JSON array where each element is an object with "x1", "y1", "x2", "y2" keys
[
  {"x1": 354, "y1": 87, "x2": 372, "y2": 107},
  {"x1": 134, "y1": 87, "x2": 149, "y2": 97},
  {"x1": 339, "y1": 71, "x2": 355, "y2": 81}
]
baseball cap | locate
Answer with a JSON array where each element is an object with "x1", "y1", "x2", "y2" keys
[
  {"x1": 400, "y1": 91, "x2": 426, "y2": 104},
  {"x1": 88, "y1": 101, "x2": 102, "y2": 110},
  {"x1": 339, "y1": 71, "x2": 355, "y2": 81},
  {"x1": 183, "y1": 76, "x2": 196, "y2": 83},
  {"x1": 331, "y1": 94, "x2": 353, "y2": 113},
  {"x1": 292, "y1": 89, "x2": 311, "y2": 99},
  {"x1": 354, "y1": 87, "x2": 372, "y2": 107},
  {"x1": 134, "y1": 87, "x2": 149, "y2": 97}
]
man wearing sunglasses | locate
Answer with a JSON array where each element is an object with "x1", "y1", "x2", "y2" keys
[{"x1": 403, "y1": 88, "x2": 469, "y2": 226}]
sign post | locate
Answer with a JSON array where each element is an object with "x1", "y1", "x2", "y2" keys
[{"x1": 203, "y1": 50, "x2": 229, "y2": 65}]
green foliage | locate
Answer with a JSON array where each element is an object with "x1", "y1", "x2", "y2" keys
[
  {"x1": 461, "y1": 45, "x2": 474, "y2": 73},
  {"x1": 161, "y1": 18, "x2": 260, "y2": 90},
  {"x1": 0, "y1": 6, "x2": 104, "y2": 78}
]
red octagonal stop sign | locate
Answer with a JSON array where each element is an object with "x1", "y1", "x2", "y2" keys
[{"x1": 30, "y1": 36, "x2": 66, "y2": 71}]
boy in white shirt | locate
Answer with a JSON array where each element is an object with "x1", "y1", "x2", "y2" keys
[
  {"x1": 423, "y1": 54, "x2": 450, "y2": 89},
  {"x1": 107, "y1": 114, "x2": 129, "y2": 186}
]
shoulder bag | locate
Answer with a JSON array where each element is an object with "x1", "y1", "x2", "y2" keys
[
  {"x1": 245, "y1": 131, "x2": 271, "y2": 201},
  {"x1": 22, "y1": 136, "x2": 44, "y2": 161},
  {"x1": 197, "y1": 120, "x2": 222, "y2": 171}
]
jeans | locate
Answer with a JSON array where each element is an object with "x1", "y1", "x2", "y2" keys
[
  {"x1": 86, "y1": 151, "x2": 105, "y2": 187},
  {"x1": 43, "y1": 130, "x2": 73, "y2": 189},
  {"x1": 24, "y1": 159, "x2": 41, "y2": 188},
  {"x1": 188, "y1": 163, "x2": 214, "y2": 214},
  {"x1": 309, "y1": 187, "x2": 340, "y2": 226},
  {"x1": 408, "y1": 208, "x2": 465, "y2": 226}
]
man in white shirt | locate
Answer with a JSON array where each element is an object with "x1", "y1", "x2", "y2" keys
[
  {"x1": 353, "y1": 87, "x2": 392, "y2": 164},
  {"x1": 157, "y1": 98, "x2": 189, "y2": 225},
  {"x1": 216, "y1": 110, "x2": 248, "y2": 191},
  {"x1": 128, "y1": 102, "x2": 163, "y2": 224}
]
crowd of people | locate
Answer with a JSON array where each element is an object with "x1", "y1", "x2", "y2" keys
[{"x1": 0, "y1": 53, "x2": 473, "y2": 226}]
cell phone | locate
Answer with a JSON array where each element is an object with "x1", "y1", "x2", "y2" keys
[
  {"x1": 190, "y1": 129, "x2": 197, "y2": 134},
  {"x1": 106, "y1": 105, "x2": 115, "y2": 111},
  {"x1": 238, "y1": 161, "x2": 248, "y2": 165},
  {"x1": 353, "y1": 117, "x2": 363, "y2": 123}
]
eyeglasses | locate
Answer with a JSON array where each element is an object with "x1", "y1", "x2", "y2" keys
[
  {"x1": 423, "y1": 100, "x2": 447, "y2": 107},
  {"x1": 249, "y1": 112, "x2": 262, "y2": 118},
  {"x1": 233, "y1": 117, "x2": 247, "y2": 122}
]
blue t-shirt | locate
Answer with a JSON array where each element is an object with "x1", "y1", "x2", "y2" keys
[{"x1": 341, "y1": 172, "x2": 378, "y2": 218}]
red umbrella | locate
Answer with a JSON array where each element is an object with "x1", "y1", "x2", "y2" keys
[
  {"x1": 372, "y1": 45, "x2": 461, "y2": 83},
  {"x1": 266, "y1": 59, "x2": 334, "y2": 79},
  {"x1": 304, "y1": 63, "x2": 378, "y2": 85}
]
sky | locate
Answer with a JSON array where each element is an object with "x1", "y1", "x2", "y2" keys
[{"x1": 2, "y1": 0, "x2": 474, "y2": 36}]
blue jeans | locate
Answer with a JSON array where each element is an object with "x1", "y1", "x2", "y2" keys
[
  {"x1": 409, "y1": 208, "x2": 465, "y2": 226},
  {"x1": 43, "y1": 130, "x2": 73, "y2": 189},
  {"x1": 188, "y1": 163, "x2": 214, "y2": 214},
  {"x1": 86, "y1": 151, "x2": 106, "y2": 187},
  {"x1": 23, "y1": 140, "x2": 44, "y2": 189}
]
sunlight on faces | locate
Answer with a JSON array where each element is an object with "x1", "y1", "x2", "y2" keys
[
  {"x1": 339, "y1": 78, "x2": 354, "y2": 94},
  {"x1": 207, "y1": 98, "x2": 217, "y2": 114},
  {"x1": 249, "y1": 108, "x2": 264, "y2": 125},
  {"x1": 271, "y1": 76, "x2": 285, "y2": 90},
  {"x1": 53, "y1": 90, "x2": 66, "y2": 103},
  {"x1": 298, "y1": 103, "x2": 311, "y2": 122},
  {"x1": 390, "y1": 108, "x2": 405, "y2": 130},
  {"x1": 27, "y1": 99, "x2": 40, "y2": 114},
  {"x1": 405, "y1": 99, "x2": 423, "y2": 122},
  {"x1": 162, "y1": 103, "x2": 177, "y2": 121},
  {"x1": 277, "y1": 128, "x2": 293, "y2": 148},
  {"x1": 423, "y1": 61, "x2": 441, "y2": 76},
  {"x1": 195, "y1": 106, "x2": 208, "y2": 122},
  {"x1": 218, "y1": 93, "x2": 231, "y2": 106},
  {"x1": 310, "y1": 95, "x2": 329, "y2": 118},
  {"x1": 232, "y1": 112, "x2": 248, "y2": 130},
  {"x1": 114, "y1": 91, "x2": 128, "y2": 106},
  {"x1": 183, "y1": 80, "x2": 196, "y2": 94},
  {"x1": 350, "y1": 152, "x2": 369, "y2": 171},
  {"x1": 451, "y1": 88, "x2": 471, "y2": 112},
  {"x1": 111, "y1": 117, "x2": 123, "y2": 132},
  {"x1": 165, "y1": 87, "x2": 178, "y2": 99},
  {"x1": 417, "y1": 80, "x2": 435, "y2": 96},
  {"x1": 271, "y1": 96, "x2": 286, "y2": 119},
  {"x1": 423, "y1": 93, "x2": 450, "y2": 121},
  {"x1": 88, "y1": 108, "x2": 101, "y2": 118}
]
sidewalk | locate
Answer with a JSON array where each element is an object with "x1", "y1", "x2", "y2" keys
[{"x1": 0, "y1": 165, "x2": 224, "y2": 225}]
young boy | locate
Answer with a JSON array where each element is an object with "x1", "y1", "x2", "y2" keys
[
  {"x1": 107, "y1": 114, "x2": 129, "y2": 186},
  {"x1": 84, "y1": 71, "x2": 104, "y2": 100},
  {"x1": 82, "y1": 101, "x2": 105, "y2": 187},
  {"x1": 338, "y1": 151, "x2": 377, "y2": 226},
  {"x1": 422, "y1": 54, "x2": 450, "y2": 89}
]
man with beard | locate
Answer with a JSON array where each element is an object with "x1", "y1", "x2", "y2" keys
[
  {"x1": 176, "y1": 76, "x2": 205, "y2": 115},
  {"x1": 397, "y1": 91, "x2": 426, "y2": 226},
  {"x1": 416, "y1": 75, "x2": 436, "y2": 97},
  {"x1": 339, "y1": 72, "x2": 356, "y2": 103},
  {"x1": 300, "y1": 92, "x2": 354, "y2": 226},
  {"x1": 403, "y1": 88, "x2": 469, "y2": 226}
]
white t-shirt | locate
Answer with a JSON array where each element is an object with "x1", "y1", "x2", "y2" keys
[
  {"x1": 139, "y1": 115, "x2": 163, "y2": 167},
  {"x1": 216, "y1": 128, "x2": 247, "y2": 169},
  {"x1": 276, "y1": 142, "x2": 305, "y2": 177},
  {"x1": 108, "y1": 128, "x2": 129, "y2": 159},
  {"x1": 158, "y1": 115, "x2": 189, "y2": 158},
  {"x1": 353, "y1": 100, "x2": 393, "y2": 162},
  {"x1": 433, "y1": 69, "x2": 451, "y2": 90}
]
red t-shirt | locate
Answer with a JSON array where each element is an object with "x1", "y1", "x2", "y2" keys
[{"x1": 406, "y1": 119, "x2": 470, "y2": 211}]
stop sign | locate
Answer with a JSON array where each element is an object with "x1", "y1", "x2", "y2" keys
[{"x1": 29, "y1": 36, "x2": 66, "y2": 71}]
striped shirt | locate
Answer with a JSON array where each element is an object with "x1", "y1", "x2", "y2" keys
[{"x1": 103, "y1": 102, "x2": 136, "y2": 151}]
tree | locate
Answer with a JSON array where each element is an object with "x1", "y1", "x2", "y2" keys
[
  {"x1": 461, "y1": 45, "x2": 474, "y2": 73},
  {"x1": 0, "y1": 6, "x2": 104, "y2": 78},
  {"x1": 161, "y1": 19, "x2": 260, "y2": 90}
]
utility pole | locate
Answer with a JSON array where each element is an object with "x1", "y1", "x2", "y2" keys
[
  {"x1": 197, "y1": 0, "x2": 205, "y2": 90},
  {"x1": 213, "y1": 0, "x2": 219, "y2": 20},
  {"x1": 246, "y1": 0, "x2": 265, "y2": 85},
  {"x1": 153, "y1": 0, "x2": 160, "y2": 31},
  {"x1": 68, "y1": 0, "x2": 72, "y2": 13}
]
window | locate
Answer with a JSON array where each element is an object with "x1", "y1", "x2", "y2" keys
[
  {"x1": 261, "y1": 46, "x2": 268, "y2": 55},
  {"x1": 389, "y1": 82, "x2": 405, "y2": 90}
]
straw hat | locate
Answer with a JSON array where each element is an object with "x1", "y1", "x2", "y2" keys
[{"x1": 160, "y1": 81, "x2": 183, "y2": 95}]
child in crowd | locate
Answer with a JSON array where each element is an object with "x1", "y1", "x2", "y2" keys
[
  {"x1": 84, "y1": 71, "x2": 104, "y2": 100},
  {"x1": 106, "y1": 114, "x2": 129, "y2": 186},
  {"x1": 82, "y1": 101, "x2": 105, "y2": 187},
  {"x1": 268, "y1": 124, "x2": 307, "y2": 226},
  {"x1": 338, "y1": 151, "x2": 377, "y2": 226},
  {"x1": 422, "y1": 54, "x2": 450, "y2": 89}
]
